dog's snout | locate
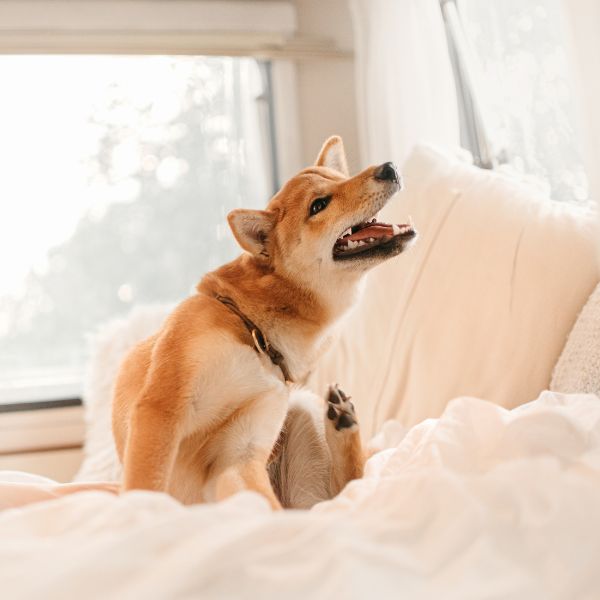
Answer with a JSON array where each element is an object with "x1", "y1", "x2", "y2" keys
[{"x1": 374, "y1": 162, "x2": 399, "y2": 184}]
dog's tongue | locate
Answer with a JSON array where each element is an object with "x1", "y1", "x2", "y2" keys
[{"x1": 347, "y1": 224, "x2": 393, "y2": 241}]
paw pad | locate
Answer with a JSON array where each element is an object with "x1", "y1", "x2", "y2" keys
[{"x1": 326, "y1": 384, "x2": 358, "y2": 431}]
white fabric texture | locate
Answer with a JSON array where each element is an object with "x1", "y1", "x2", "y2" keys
[
  {"x1": 2, "y1": 392, "x2": 600, "y2": 599},
  {"x1": 552, "y1": 282, "x2": 600, "y2": 396},
  {"x1": 349, "y1": 0, "x2": 460, "y2": 167},
  {"x1": 75, "y1": 304, "x2": 172, "y2": 482},
  {"x1": 311, "y1": 145, "x2": 599, "y2": 437}
]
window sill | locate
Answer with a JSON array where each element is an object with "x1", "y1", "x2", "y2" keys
[
  {"x1": 0, "y1": 404, "x2": 85, "y2": 455},
  {"x1": 0, "y1": 447, "x2": 83, "y2": 483}
]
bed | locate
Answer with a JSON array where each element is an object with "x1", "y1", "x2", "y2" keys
[
  {"x1": 2, "y1": 392, "x2": 600, "y2": 598},
  {"x1": 2, "y1": 146, "x2": 600, "y2": 599}
]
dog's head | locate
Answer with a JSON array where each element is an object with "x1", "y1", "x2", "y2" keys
[{"x1": 228, "y1": 136, "x2": 416, "y2": 286}]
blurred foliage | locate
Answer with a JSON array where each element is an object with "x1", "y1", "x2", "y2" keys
[{"x1": 0, "y1": 57, "x2": 270, "y2": 376}]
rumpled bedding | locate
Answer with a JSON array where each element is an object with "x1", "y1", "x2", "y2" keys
[{"x1": 1, "y1": 392, "x2": 600, "y2": 599}]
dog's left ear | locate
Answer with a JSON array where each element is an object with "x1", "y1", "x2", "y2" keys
[
  {"x1": 227, "y1": 209, "x2": 276, "y2": 259},
  {"x1": 315, "y1": 135, "x2": 349, "y2": 176}
]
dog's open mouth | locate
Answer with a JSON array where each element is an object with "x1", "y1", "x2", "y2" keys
[{"x1": 333, "y1": 217, "x2": 416, "y2": 261}]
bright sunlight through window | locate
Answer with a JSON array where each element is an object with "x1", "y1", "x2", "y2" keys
[
  {"x1": 0, "y1": 56, "x2": 274, "y2": 403},
  {"x1": 458, "y1": 0, "x2": 589, "y2": 203}
]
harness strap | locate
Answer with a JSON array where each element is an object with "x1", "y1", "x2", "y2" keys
[{"x1": 215, "y1": 294, "x2": 293, "y2": 383}]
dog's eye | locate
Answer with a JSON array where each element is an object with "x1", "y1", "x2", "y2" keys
[{"x1": 309, "y1": 195, "x2": 332, "y2": 217}]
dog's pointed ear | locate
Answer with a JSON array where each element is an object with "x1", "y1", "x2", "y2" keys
[
  {"x1": 315, "y1": 135, "x2": 349, "y2": 176},
  {"x1": 227, "y1": 209, "x2": 276, "y2": 258}
]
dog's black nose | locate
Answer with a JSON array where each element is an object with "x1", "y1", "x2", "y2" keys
[{"x1": 374, "y1": 161, "x2": 399, "y2": 183}]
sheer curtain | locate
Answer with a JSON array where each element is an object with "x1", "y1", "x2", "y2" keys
[
  {"x1": 349, "y1": 0, "x2": 460, "y2": 168},
  {"x1": 562, "y1": 0, "x2": 600, "y2": 208}
]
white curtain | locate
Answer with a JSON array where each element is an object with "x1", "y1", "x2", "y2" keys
[
  {"x1": 561, "y1": 0, "x2": 600, "y2": 208},
  {"x1": 349, "y1": 0, "x2": 460, "y2": 167}
]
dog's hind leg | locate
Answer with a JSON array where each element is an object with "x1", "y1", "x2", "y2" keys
[
  {"x1": 268, "y1": 389, "x2": 331, "y2": 509},
  {"x1": 323, "y1": 384, "x2": 365, "y2": 497},
  {"x1": 268, "y1": 386, "x2": 365, "y2": 509}
]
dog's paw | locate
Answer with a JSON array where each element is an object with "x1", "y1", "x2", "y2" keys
[{"x1": 326, "y1": 384, "x2": 358, "y2": 432}]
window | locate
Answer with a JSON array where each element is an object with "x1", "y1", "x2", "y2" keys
[
  {"x1": 0, "y1": 55, "x2": 276, "y2": 405},
  {"x1": 443, "y1": 0, "x2": 589, "y2": 204}
]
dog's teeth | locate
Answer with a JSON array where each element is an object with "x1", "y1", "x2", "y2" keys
[
  {"x1": 368, "y1": 237, "x2": 375, "y2": 243},
  {"x1": 392, "y1": 224, "x2": 401, "y2": 235},
  {"x1": 408, "y1": 215, "x2": 414, "y2": 229}
]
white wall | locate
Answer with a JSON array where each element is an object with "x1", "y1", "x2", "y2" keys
[{"x1": 292, "y1": 0, "x2": 360, "y2": 173}]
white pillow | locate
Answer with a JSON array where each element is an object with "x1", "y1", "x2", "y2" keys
[
  {"x1": 551, "y1": 282, "x2": 600, "y2": 395},
  {"x1": 310, "y1": 145, "x2": 599, "y2": 437}
]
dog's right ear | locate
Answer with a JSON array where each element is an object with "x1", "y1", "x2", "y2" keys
[{"x1": 227, "y1": 209, "x2": 276, "y2": 258}]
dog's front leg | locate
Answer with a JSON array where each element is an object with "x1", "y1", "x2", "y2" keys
[
  {"x1": 215, "y1": 455, "x2": 282, "y2": 510},
  {"x1": 210, "y1": 385, "x2": 288, "y2": 510},
  {"x1": 122, "y1": 400, "x2": 182, "y2": 493}
]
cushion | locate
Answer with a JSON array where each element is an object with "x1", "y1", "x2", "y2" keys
[
  {"x1": 551, "y1": 282, "x2": 600, "y2": 396},
  {"x1": 310, "y1": 145, "x2": 599, "y2": 437}
]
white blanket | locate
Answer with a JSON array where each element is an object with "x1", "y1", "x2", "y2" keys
[{"x1": 2, "y1": 392, "x2": 600, "y2": 599}]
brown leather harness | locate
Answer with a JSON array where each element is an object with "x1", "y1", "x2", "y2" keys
[{"x1": 215, "y1": 294, "x2": 293, "y2": 383}]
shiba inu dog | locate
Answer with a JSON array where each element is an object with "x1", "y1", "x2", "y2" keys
[{"x1": 112, "y1": 136, "x2": 416, "y2": 509}]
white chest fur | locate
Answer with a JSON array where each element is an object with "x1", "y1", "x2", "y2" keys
[{"x1": 266, "y1": 279, "x2": 363, "y2": 383}]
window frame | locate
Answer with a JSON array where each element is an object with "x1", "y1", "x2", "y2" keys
[
  {"x1": 0, "y1": 54, "x2": 283, "y2": 419},
  {"x1": 439, "y1": 0, "x2": 497, "y2": 169}
]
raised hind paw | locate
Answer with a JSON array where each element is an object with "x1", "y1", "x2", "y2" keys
[{"x1": 326, "y1": 384, "x2": 358, "y2": 432}]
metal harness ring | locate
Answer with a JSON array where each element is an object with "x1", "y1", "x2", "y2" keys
[{"x1": 251, "y1": 329, "x2": 269, "y2": 355}]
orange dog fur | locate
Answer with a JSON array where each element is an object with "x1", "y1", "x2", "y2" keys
[{"x1": 112, "y1": 136, "x2": 416, "y2": 509}]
